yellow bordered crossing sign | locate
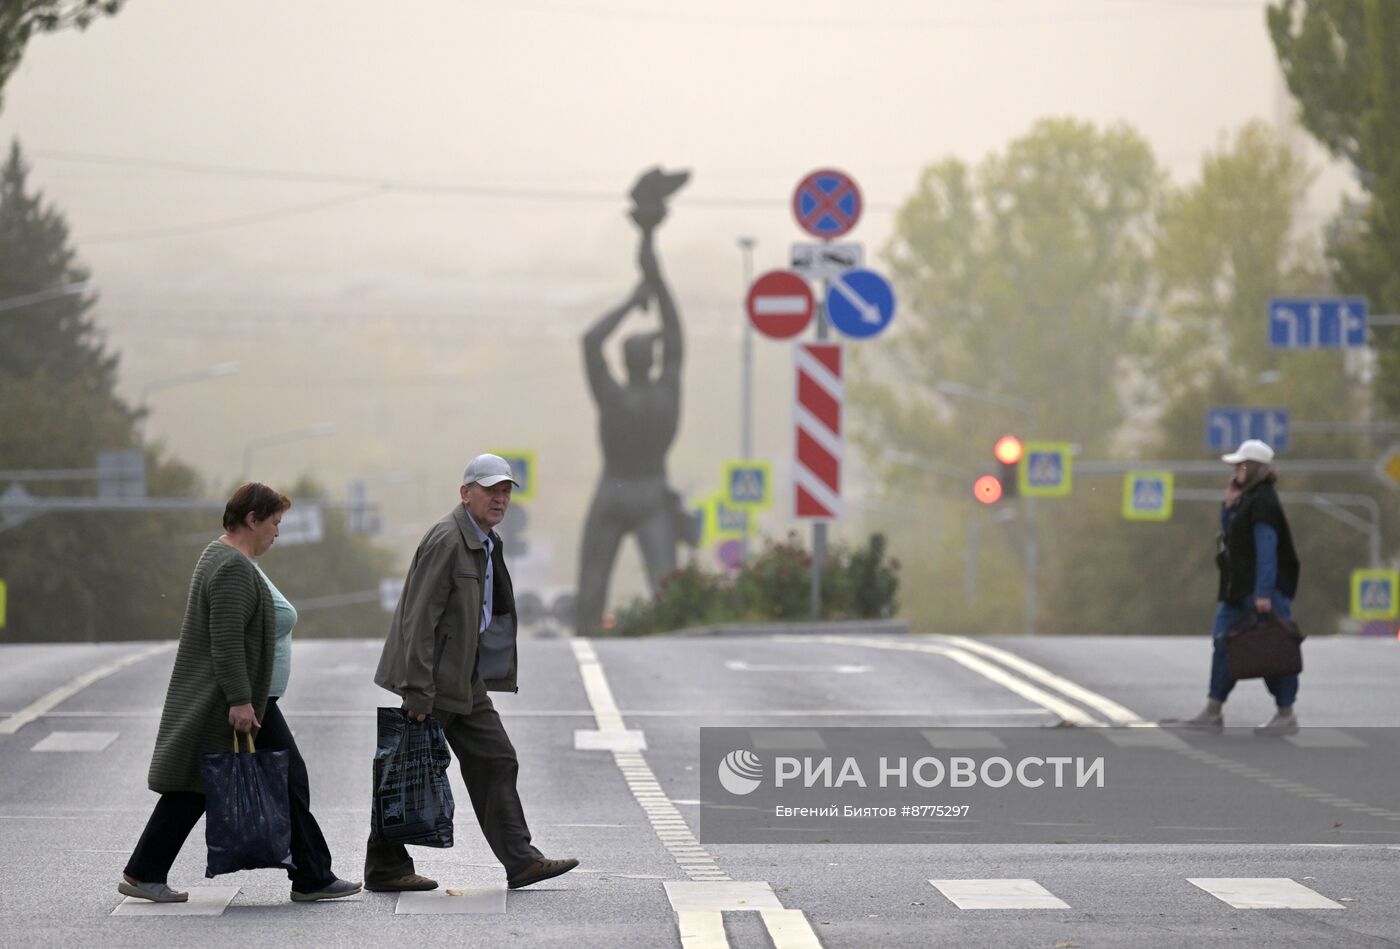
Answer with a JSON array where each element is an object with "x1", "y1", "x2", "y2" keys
[
  {"x1": 1018, "y1": 442, "x2": 1073, "y2": 498},
  {"x1": 1122, "y1": 471, "x2": 1173, "y2": 521},
  {"x1": 1351, "y1": 568, "x2": 1399, "y2": 620},
  {"x1": 490, "y1": 449, "x2": 536, "y2": 502},
  {"x1": 723, "y1": 459, "x2": 773, "y2": 510}
]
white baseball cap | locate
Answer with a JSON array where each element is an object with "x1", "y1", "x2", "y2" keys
[
  {"x1": 462, "y1": 453, "x2": 520, "y2": 487},
  {"x1": 1221, "y1": 439, "x2": 1275, "y2": 465}
]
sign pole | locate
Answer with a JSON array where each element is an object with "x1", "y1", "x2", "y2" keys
[
  {"x1": 1023, "y1": 497, "x2": 1038, "y2": 636},
  {"x1": 811, "y1": 279, "x2": 829, "y2": 620},
  {"x1": 739, "y1": 237, "x2": 756, "y2": 562}
]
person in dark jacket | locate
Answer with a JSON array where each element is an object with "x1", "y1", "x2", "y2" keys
[
  {"x1": 1166, "y1": 440, "x2": 1301, "y2": 735},
  {"x1": 367, "y1": 454, "x2": 578, "y2": 892},
  {"x1": 119, "y1": 483, "x2": 360, "y2": 903}
]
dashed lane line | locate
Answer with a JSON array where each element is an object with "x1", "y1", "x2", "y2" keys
[{"x1": 571, "y1": 640, "x2": 825, "y2": 948}]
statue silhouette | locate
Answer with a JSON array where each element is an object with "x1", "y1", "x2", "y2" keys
[{"x1": 575, "y1": 167, "x2": 694, "y2": 633}]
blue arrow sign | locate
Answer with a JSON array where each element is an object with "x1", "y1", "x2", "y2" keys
[
  {"x1": 1205, "y1": 407, "x2": 1290, "y2": 452},
  {"x1": 826, "y1": 268, "x2": 896, "y2": 339},
  {"x1": 1269, "y1": 296, "x2": 1367, "y2": 349}
]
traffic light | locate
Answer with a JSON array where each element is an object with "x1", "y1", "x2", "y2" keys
[
  {"x1": 994, "y1": 434, "x2": 1023, "y2": 500},
  {"x1": 973, "y1": 434, "x2": 1022, "y2": 505}
]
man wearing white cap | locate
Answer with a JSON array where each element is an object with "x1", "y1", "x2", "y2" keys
[
  {"x1": 1164, "y1": 439, "x2": 1302, "y2": 735},
  {"x1": 367, "y1": 454, "x2": 578, "y2": 892}
]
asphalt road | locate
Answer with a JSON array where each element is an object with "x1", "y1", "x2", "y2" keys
[{"x1": 2, "y1": 630, "x2": 1398, "y2": 949}]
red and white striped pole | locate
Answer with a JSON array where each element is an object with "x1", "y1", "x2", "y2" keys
[{"x1": 793, "y1": 342, "x2": 843, "y2": 520}]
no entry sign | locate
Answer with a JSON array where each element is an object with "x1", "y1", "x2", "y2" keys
[
  {"x1": 792, "y1": 169, "x2": 862, "y2": 239},
  {"x1": 746, "y1": 269, "x2": 814, "y2": 339}
]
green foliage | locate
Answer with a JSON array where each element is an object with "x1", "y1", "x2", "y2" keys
[
  {"x1": 606, "y1": 533, "x2": 900, "y2": 636},
  {"x1": 857, "y1": 117, "x2": 1385, "y2": 636},
  {"x1": 0, "y1": 1, "x2": 124, "y2": 112},
  {"x1": 0, "y1": 142, "x2": 397, "y2": 642},
  {"x1": 1269, "y1": 0, "x2": 1400, "y2": 414}
]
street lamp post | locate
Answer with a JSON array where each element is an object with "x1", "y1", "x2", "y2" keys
[
  {"x1": 241, "y1": 422, "x2": 336, "y2": 480},
  {"x1": 137, "y1": 361, "x2": 240, "y2": 448},
  {"x1": 738, "y1": 236, "x2": 756, "y2": 562}
]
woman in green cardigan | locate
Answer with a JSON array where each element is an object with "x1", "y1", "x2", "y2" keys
[{"x1": 119, "y1": 482, "x2": 359, "y2": 903}]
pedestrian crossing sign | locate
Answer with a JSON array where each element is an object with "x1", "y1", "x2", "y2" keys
[
  {"x1": 1122, "y1": 471, "x2": 1173, "y2": 521},
  {"x1": 490, "y1": 449, "x2": 536, "y2": 502},
  {"x1": 707, "y1": 492, "x2": 749, "y2": 541},
  {"x1": 1017, "y1": 442, "x2": 1073, "y2": 497},
  {"x1": 723, "y1": 459, "x2": 773, "y2": 510},
  {"x1": 1351, "y1": 568, "x2": 1399, "y2": 620}
]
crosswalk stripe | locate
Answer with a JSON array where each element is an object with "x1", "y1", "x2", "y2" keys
[
  {"x1": 760, "y1": 909, "x2": 823, "y2": 948},
  {"x1": 31, "y1": 730, "x2": 118, "y2": 752},
  {"x1": 394, "y1": 887, "x2": 507, "y2": 914},
  {"x1": 677, "y1": 911, "x2": 728, "y2": 949},
  {"x1": 1187, "y1": 878, "x2": 1345, "y2": 909},
  {"x1": 111, "y1": 886, "x2": 239, "y2": 917},
  {"x1": 929, "y1": 878, "x2": 1070, "y2": 909}
]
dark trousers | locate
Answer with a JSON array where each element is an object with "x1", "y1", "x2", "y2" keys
[
  {"x1": 365, "y1": 678, "x2": 542, "y2": 882},
  {"x1": 124, "y1": 697, "x2": 337, "y2": 891}
]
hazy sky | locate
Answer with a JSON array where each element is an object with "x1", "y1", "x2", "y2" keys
[{"x1": 0, "y1": 0, "x2": 1350, "y2": 597}]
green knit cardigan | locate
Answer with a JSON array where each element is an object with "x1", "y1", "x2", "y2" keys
[{"x1": 147, "y1": 541, "x2": 274, "y2": 794}]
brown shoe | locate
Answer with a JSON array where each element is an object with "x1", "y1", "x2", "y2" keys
[
  {"x1": 365, "y1": 873, "x2": 438, "y2": 892},
  {"x1": 507, "y1": 857, "x2": 579, "y2": 890}
]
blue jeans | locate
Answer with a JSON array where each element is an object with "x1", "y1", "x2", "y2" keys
[{"x1": 1208, "y1": 593, "x2": 1298, "y2": 707}]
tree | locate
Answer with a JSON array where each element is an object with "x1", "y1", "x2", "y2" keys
[
  {"x1": 1064, "y1": 121, "x2": 1367, "y2": 639},
  {"x1": 860, "y1": 119, "x2": 1375, "y2": 636},
  {"x1": 1269, "y1": 0, "x2": 1400, "y2": 414},
  {"x1": 854, "y1": 118, "x2": 1163, "y2": 631},
  {"x1": 0, "y1": 1, "x2": 123, "y2": 111}
]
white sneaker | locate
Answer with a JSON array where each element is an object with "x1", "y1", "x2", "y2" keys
[{"x1": 1254, "y1": 711, "x2": 1299, "y2": 736}]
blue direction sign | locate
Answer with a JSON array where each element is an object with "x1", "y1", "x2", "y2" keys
[
  {"x1": 1269, "y1": 296, "x2": 1367, "y2": 349},
  {"x1": 826, "y1": 268, "x2": 896, "y2": 339},
  {"x1": 1205, "y1": 407, "x2": 1290, "y2": 452},
  {"x1": 792, "y1": 169, "x2": 862, "y2": 239}
]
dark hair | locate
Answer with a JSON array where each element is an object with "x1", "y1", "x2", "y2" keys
[{"x1": 223, "y1": 482, "x2": 291, "y2": 532}]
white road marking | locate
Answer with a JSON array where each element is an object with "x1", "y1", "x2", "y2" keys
[
  {"x1": 30, "y1": 730, "x2": 119, "y2": 752},
  {"x1": 664, "y1": 881, "x2": 782, "y2": 911},
  {"x1": 800, "y1": 635, "x2": 1101, "y2": 725},
  {"x1": 677, "y1": 910, "x2": 728, "y2": 949},
  {"x1": 939, "y1": 635, "x2": 1148, "y2": 725},
  {"x1": 761, "y1": 908, "x2": 825, "y2": 948},
  {"x1": 929, "y1": 878, "x2": 1070, "y2": 909},
  {"x1": 395, "y1": 886, "x2": 507, "y2": 914},
  {"x1": 572, "y1": 641, "x2": 824, "y2": 949},
  {"x1": 1188, "y1": 878, "x2": 1345, "y2": 909},
  {"x1": 111, "y1": 886, "x2": 239, "y2": 917},
  {"x1": 574, "y1": 729, "x2": 647, "y2": 751},
  {"x1": 1, "y1": 643, "x2": 173, "y2": 735},
  {"x1": 725, "y1": 660, "x2": 869, "y2": 674}
]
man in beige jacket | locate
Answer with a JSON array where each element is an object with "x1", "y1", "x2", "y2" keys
[{"x1": 367, "y1": 453, "x2": 578, "y2": 891}]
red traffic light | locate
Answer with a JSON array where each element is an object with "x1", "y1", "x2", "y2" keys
[
  {"x1": 994, "y1": 435, "x2": 1023, "y2": 465},
  {"x1": 974, "y1": 474, "x2": 1004, "y2": 505}
]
